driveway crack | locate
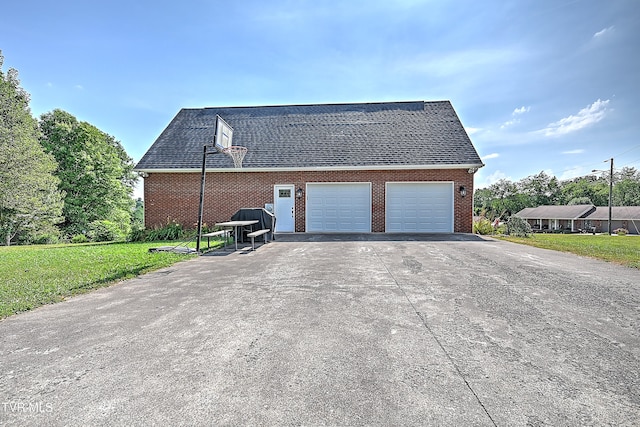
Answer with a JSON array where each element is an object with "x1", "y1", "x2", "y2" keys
[{"x1": 372, "y1": 247, "x2": 498, "y2": 427}]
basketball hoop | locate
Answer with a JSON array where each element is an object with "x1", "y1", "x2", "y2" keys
[{"x1": 222, "y1": 146, "x2": 247, "y2": 168}]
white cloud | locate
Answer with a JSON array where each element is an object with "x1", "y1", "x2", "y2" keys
[
  {"x1": 562, "y1": 149, "x2": 584, "y2": 155},
  {"x1": 465, "y1": 126, "x2": 481, "y2": 135},
  {"x1": 513, "y1": 106, "x2": 530, "y2": 115},
  {"x1": 501, "y1": 119, "x2": 518, "y2": 129},
  {"x1": 482, "y1": 153, "x2": 500, "y2": 160},
  {"x1": 75, "y1": 84, "x2": 84, "y2": 90},
  {"x1": 540, "y1": 99, "x2": 610, "y2": 137},
  {"x1": 501, "y1": 105, "x2": 531, "y2": 128},
  {"x1": 593, "y1": 26, "x2": 614, "y2": 39}
]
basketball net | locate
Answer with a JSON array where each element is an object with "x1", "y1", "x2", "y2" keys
[{"x1": 222, "y1": 146, "x2": 247, "y2": 168}]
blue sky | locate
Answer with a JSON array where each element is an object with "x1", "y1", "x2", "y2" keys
[{"x1": 2, "y1": 0, "x2": 639, "y2": 197}]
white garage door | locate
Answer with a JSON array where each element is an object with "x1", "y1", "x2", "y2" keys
[
  {"x1": 306, "y1": 183, "x2": 371, "y2": 232},
  {"x1": 386, "y1": 182, "x2": 454, "y2": 232}
]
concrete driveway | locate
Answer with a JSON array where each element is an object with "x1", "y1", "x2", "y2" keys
[{"x1": 1, "y1": 234, "x2": 639, "y2": 426}]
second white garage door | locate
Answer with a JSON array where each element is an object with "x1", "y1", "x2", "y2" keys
[
  {"x1": 306, "y1": 183, "x2": 371, "y2": 232},
  {"x1": 386, "y1": 182, "x2": 454, "y2": 232}
]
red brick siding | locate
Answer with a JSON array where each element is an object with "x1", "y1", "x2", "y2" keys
[{"x1": 144, "y1": 169, "x2": 475, "y2": 232}]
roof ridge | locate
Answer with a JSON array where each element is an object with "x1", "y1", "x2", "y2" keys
[{"x1": 175, "y1": 100, "x2": 451, "y2": 111}]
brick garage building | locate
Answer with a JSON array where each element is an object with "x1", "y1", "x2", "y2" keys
[{"x1": 135, "y1": 101, "x2": 484, "y2": 233}]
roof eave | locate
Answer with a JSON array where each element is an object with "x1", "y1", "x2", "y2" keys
[{"x1": 134, "y1": 163, "x2": 485, "y2": 174}]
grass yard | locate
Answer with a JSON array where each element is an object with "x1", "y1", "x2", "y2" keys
[
  {"x1": 0, "y1": 240, "x2": 223, "y2": 319},
  {"x1": 498, "y1": 234, "x2": 640, "y2": 269}
]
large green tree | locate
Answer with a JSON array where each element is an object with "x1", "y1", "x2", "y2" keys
[
  {"x1": 520, "y1": 171, "x2": 561, "y2": 206},
  {"x1": 476, "y1": 178, "x2": 531, "y2": 219},
  {"x1": 558, "y1": 176, "x2": 609, "y2": 206},
  {"x1": 39, "y1": 109, "x2": 137, "y2": 238},
  {"x1": 0, "y1": 52, "x2": 64, "y2": 245},
  {"x1": 613, "y1": 167, "x2": 640, "y2": 206},
  {"x1": 475, "y1": 167, "x2": 640, "y2": 219}
]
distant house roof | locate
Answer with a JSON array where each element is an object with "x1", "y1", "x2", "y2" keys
[
  {"x1": 135, "y1": 100, "x2": 484, "y2": 172},
  {"x1": 515, "y1": 207, "x2": 537, "y2": 218},
  {"x1": 516, "y1": 205, "x2": 640, "y2": 221},
  {"x1": 585, "y1": 206, "x2": 640, "y2": 221},
  {"x1": 515, "y1": 205, "x2": 595, "y2": 220}
]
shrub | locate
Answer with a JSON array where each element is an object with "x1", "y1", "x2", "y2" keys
[
  {"x1": 128, "y1": 226, "x2": 147, "y2": 242},
  {"x1": 88, "y1": 220, "x2": 126, "y2": 242},
  {"x1": 15, "y1": 223, "x2": 61, "y2": 245},
  {"x1": 506, "y1": 216, "x2": 532, "y2": 237},
  {"x1": 614, "y1": 228, "x2": 629, "y2": 236},
  {"x1": 128, "y1": 219, "x2": 210, "y2": 242},
  {"x1": 473, "y1": 217, "x2": 494, "y2": 235},
  {"x1": 146, "y1": 220, "x2": 186, "y2": 241},
  {"x1": 71, "y1": 234, "x2": 89, "y2": 243},
  {"x1": 30, "y1": 232, "x2": 60, "y2": 245}
]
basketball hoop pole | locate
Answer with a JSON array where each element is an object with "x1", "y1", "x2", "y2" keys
[
  {"x1": 196, "y1": 143, "x2": 222, "y2": 252},
  {"x1": 196, "y1": 144, "x2": 209, "y2": 253}
]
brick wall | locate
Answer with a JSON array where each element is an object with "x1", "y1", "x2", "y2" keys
[{"x1": 144, "y1": 169, "x2": 475, "y2": 232}]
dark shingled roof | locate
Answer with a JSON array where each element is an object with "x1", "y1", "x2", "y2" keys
[
  {"x1": 135, "y1": 100, "x2": 484, "y2": 171},
  {"x1": 515, "y1": 205, "x2": 596, "y2": 220},
  {"x1": 585, "y1": 206, "x2": 640, "y2": 221},
  {"x1": 516, "y1": 205, "x2": 640, "y2": 220}
]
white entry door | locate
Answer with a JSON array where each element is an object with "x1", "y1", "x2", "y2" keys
[{"x1": 274, "y1": 184, "x2": 295, "y2": 232}]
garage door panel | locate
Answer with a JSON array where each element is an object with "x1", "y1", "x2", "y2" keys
[
  {"x1": 307, "y1": 183, "x2": 371, "y2": 232},
  {"x1": 386, "y1": 183, "x2": 453, "y2": 233}
]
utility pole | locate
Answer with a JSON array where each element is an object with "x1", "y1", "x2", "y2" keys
[
  {"x1": 592, "y1": 158, "x2": 614, "y2": 235},
  {"x1": 608, "y1": 157, "x2": 613, "y2": 235}
]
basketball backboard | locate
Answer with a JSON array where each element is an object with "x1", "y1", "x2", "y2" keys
[{"x1": 214, "y1": 115, "x2": 233, "y2": 152}]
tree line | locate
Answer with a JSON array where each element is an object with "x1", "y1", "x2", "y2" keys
[
  {"x1": 474, "y1": 169, "x2": 640, "y2": 220},
  {"x1": 1, "y1": 52, "x2": 140, "y2": 245}
]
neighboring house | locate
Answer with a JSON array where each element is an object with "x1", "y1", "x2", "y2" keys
[
  {"x1": 515, "y1": 205, "x2": 595, "y2": 232},
  {"x1": 515, "y1": 205, "x2": 640, "y2": 234},
  {"x1": 584, "y1": 206, "x2": 640, "y2": 234},
  {"x1": 135, "y1": 101, "x2": 484, "y2": 233}
]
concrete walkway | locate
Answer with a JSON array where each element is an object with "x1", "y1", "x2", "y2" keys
[{"x1": 1, "y1": 235, "x2": 639, "y2": 425}]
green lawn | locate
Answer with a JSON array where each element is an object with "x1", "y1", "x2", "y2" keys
[
  {"x1": 0, "y1": 240, "x2": 222, "y2": 319},
  {"x1": 497, "y1": 234, "x2": 640, "y2": 269}
]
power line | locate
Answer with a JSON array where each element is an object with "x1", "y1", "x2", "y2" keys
[
  {"x1": 568, "y1": 145, "x2": 640, "y2": 178},
  {"x1": 613, "y1": 142, "x2": 640, "y2": 158},
  {"x1": 617, "y1": 156, "x2": 640, "y2": 169}
]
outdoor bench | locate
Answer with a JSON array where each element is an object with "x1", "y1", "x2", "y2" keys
[
  {"x1": 246, "y1": 229, "x2": 270, "y2": 250},
  {"x1": 202, "y1": 230, "x2": 230, "y2": 248}
]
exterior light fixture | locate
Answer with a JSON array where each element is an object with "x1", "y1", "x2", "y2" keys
[
  {"x1": 459, "y1": 186, "x2": 467, "y2": 197},
  {"x1": 296, "y1": 188, "x2": 304, "y2": 199}
]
